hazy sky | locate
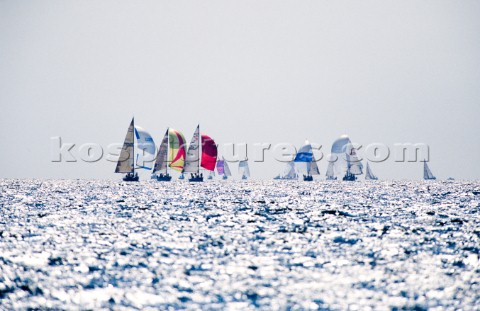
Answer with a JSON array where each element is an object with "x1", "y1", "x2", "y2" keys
[{"x1": 1, "y1": 0, "x2": 479, "y2": 180}]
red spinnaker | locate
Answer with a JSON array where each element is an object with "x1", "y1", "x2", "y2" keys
[{"x1": 201, "y1": 134, "x2": 217, "y2": 171}]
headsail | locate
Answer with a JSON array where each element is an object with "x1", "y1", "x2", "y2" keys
[
  {"x1": 423, "y1": 161, "x2": 436, "y2": 180},
  {"x1": 200, "y1": 134, "x2": 217, "y2": 171},
  {"x1": 115, "y1": 118, "x2": 135, "y2": 173},
  {"x1": 168, "y1": 128, "x2": 186, "y2": 172},
  {"x1": 134, "y1": 126, "x2": 156, "y2": 170},
  {"x1": 152, "y1": 129, "x2": 169, "y2": 175},
  {"x1": 183, "y1": 125, "x2": 200, "y2": 173},
  {"x1": 239, "y1": 160, "x2": 250, "y2": 178}
]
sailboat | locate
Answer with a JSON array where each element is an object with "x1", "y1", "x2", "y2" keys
[
  {"x1": 217, "y1": 157, "x2": 232, "y2": 180},
  {"x1": 151, "y1": 128, "x2": 186, "y2": 181},
  {"x1": 325, "y1": 161, "x2": 337, "y2": 180},
  {"x1": 294, "y1": 141, "x2": 320, "y2": 181},
  {"x1": 423, "y1": 161, "x2": 436, "y2": 180},
  {"x1": 330, "y1": 135, "x2": 363, "y2": 181},
  {"x1": 365, "y1": 162, "x2": 378, "y2": 180},
  {"x1": 115, "y1": 117, "x2": 156, "y2": 182},
  {"x1": 183, "y1": 125, "x2": 218, "y2": 182},
  {"x1": 273, "y1": 161, "x2": 298, "y2": 180},
  {"x1": 239, "y1": 160, "x2": 250, "y2": 180}
]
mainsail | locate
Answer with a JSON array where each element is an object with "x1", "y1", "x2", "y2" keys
[
  {"x1": 134, "y1": 126, "x2": 156, "y2": 170},
  {"x1": 216, "y1": 159, "x2": 225, "y2": 175},
  {"x1": 284, "y1": 161, "x2": 297, "y2": 179},
  {"x1": 168, "y1": 128, "x2": 186, "y2": 171},
  {"x1": 115, "y1": 118, "x2": 135, "y2": 173},
  {"x1": 365, "y1": 162, "x2": 378, "y2": 180},
  {"x1": 223, "y1": 158, "x2": 232, "y2": 177},
  {"x1": 239, "y1": 160, "x2": 250, "y2": 178},
  {"x1": 423, "y1": 161, "x2": 436, "y2": 180},
  {"x1": 326, "y1": 161, "x2": 335, "y2": 180},
  {"x1": 200, "y1": 134, "x2": 217, "y2": 171},
  {"x1": 183, "y1": 125, "x2": 200, "y2": 173},
  {"x1": 152, "y1": 129, "x2": 169, "y2": 175},
  {"x1": 346, "y1": 145, "x2": 363, "y2": 175},
  {"x1": 309, "y1": 159, "x2": 320, "y2": 175}
]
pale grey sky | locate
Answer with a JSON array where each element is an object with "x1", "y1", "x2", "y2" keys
[{"x1": 1, "y1": 0, "x2": 479, "y2": 180}]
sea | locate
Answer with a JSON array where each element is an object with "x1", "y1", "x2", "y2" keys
[{"x1": 0, "y1": 179, "x2": 479, "y2": 310}]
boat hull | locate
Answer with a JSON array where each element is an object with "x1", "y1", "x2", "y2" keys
[
  {"x1": 156, "y1": 174, "x2": 172, "y2": 182},
  {"x1": 189, "y1": 176, "x2": 204, "y2": 182},
  {"x1": 342, "y1": 173, "x2": 356, "y2": 181},
  {"x1": 123, "y1": 174, "x2": 139, "y2": 182}
]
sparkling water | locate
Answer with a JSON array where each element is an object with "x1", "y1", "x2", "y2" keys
[{"x1": 0, "y1": 179, "x2": 479, "y2": 309}]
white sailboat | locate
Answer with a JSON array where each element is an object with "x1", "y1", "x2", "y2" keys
[
  {"x1": 115, "y1": 117, "x2": 156, "y2": 182},
  {"x1": 330, "y1": 135, "x2": 363, "y2": 181},
  {"x1": 325, "y1": 161, "x2": 337, "y2": 180},
  {"x1": 223, "y1": 159, "x2": 232, "y2": 180},
  {"x1": 151, "y1": 128, "x2": 186, "y2": 181},
  {"x1": 183, "y1": 125, "x2": 218, "y2": 182},
  {"x1": 216, "y1": 157, "x2": 232, "y2": 180},
  {"x1": 294, "y1": 141, "x2": 320, "y2": 181},
  {"x1": 274, "y1": 161, "x2": 298, "y2": 180},
  {"x1": 239, "y1": 160, "x2": 250, "y2": 180},
  {"x1": 365, "y1": 162, "x2": 378, "y2": 180},
  {"x1": 423, "y1": 161, "x2": 436, "y2": 180}
]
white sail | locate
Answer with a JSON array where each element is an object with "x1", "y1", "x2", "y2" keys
[
  {"x1": 309, "y1": 158, "x2": 320, "y2": 175},
  {"x1": 223, "y1": 158, "x2": 232, "y2": 177},
  {"x1": 183, "y1": 125, "x2": 200, "y2": 173},
  {"x1": 294, "y1": 142, "x2": 313, "y2": 175},
  {"x1": 285, "y1": 161, "x2": 297, "y2": 179},
  {"x1": 134, "y1": 126, "x2": 156, "y2": 170},
  {"x1": 331, "y1": 135, "x2": 350, "y2": 178},
  {"x1": 326, "y1": 161, "x2": 335, "y2": 179},
  {"x1": 424, "y1": 162, "x2": 436, "y2": 180},
  {"x1": 152, "y1": 129, "x2": 169, "y2": 174},
  {"x1": 115, "y1": 118, "x2": 135, "y2": 174},
  {"x1": 365, "y1": 162, "x2": 378, "y2": 180},
  {"x1": 239, "y1": 160, "x2": 250, "y2": 178},
  {"x1": 346, "y1": 144, "x2": 363, "y2": 175}
]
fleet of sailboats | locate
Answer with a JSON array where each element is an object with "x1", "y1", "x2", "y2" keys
[{"x1": 115, "y1": 120, "x2": 438, "y2": 181}]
